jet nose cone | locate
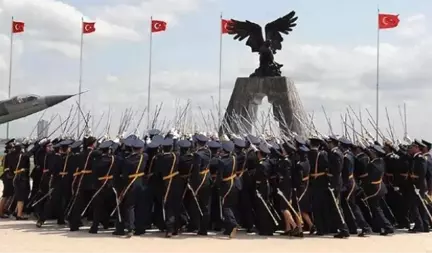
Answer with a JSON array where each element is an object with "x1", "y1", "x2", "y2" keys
[{"x1": 45, "y1": 95, "x2": 73, "y2": 107}]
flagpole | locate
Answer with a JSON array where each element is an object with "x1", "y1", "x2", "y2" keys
[
  {"x1": 147, "y1": 16, "x2": 153, "y2": 129},
  {"x1": 6, "y1": 16, "x2": 14, "y2": 140},
  {"x1": 78, "y1": 17, "x2": 84, "y2": 138},
  {"x1": 218, "y1": 13, "x2": 223, "y2": 128},
  {"x1": 376, "y1": 7, "x2": 380, "y2": 141}
]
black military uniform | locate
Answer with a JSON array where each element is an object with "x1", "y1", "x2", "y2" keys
[
  {"x1": 307, "y1": 137, "x2": 332, "y2": 235},
  {"x1": 339, "y1": 137, "x2": 371, "y2": 236},
  {"x1": 408, "y1": 140, "x2": 430, "y2": 232},
  {"x1": 190, "y1": 134, "x2": 212, "y2": 235},
  {"x1": 37, "y1": 140, "x2": 74, "y2": 227},
  {"x1": 113, "y1": 138, "x2": 148, "y2": 237},
  {"x1": 326, "y1": 136, "x2": 349, "y2": 238},
  {"x1": 10, "y1": 143, "x2": 31, "y2": 220},
  {"x1": 363, "y1": 145, "x2": 393, "y2": 235},
  {"x1": 208, "y1": 140, "x2": 222, "y2": 231},
  {"x1": 176, "y1": 139, "x2": 195, "y2": 230},
  {"x1": 89, "y1": 140, "x2": 119, "y2": 233},
  {"x1": 215, "y1": 140, "x2": 238, "y2": 238},
  {"x1": 254, "y1": 142, "x2": 277, "y2": 236},
  {"x1": 0, "y1": 140, "x2": 15, "y2": 218},
  {"x1": 68, "y1": 136, "x2": 99, "y2": 231},
  {"x1": 153, "y1": 138, "x2": 182, "y2": 237}
]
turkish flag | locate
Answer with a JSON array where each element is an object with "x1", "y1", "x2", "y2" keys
[
  {"x1": 378, "y1": 14, "x2": 400, "y2": 29},
  {"x1": 221, "y1": 19, "x2": 232, "y2": 34},
  {"x1": 82, "y1": 22, "x2": 96, "y2": 34},
  {"x1": 151, "y1": 20, "x2": 167, "y2": 33},
  {"x1": 12, "y1": 21, "x2": 25, "y2": 33}
]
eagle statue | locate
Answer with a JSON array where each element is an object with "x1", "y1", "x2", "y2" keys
[{"x1": 226, "y1": 11, "x2": 298, "y2": 77}]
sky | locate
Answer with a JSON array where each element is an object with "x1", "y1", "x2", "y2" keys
[{"x1": 0, "y1": 0, "x2": 431, "y2": 141}]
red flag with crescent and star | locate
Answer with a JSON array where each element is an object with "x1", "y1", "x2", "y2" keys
[
  {"x1": 221, "y1": 19, "x2": 232, "y2": 34},
  {"x1": 151, "y1": 20, "x2": 167, "y2": 33},
  {"x1": 82, "y1": 22, "x2": 96, "y2": 34},
  {"x1": 12, "y1": 21, "x2": 25, "y2": 33},
  {"x1": 378, "y1": 13, "x2": 400, "y2": 29}
]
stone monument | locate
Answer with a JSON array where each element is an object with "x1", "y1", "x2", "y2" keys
[{"x1": 220, "y1": 11, "x2": 308, "y2": 136}]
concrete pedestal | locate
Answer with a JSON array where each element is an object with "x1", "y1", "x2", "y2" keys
[{"x1": 219, "y1": 77, "x2": 307, "y2": 137}]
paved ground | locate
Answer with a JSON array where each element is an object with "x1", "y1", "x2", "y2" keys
[
  {"x1": 1, "y1": 218, "x2": 432, "y2": 253},
  {"x1": 1, "y1": 184, "x2": 432, "y2": 252}
]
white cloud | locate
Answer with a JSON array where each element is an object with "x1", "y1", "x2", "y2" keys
[
  {"x1": 106, "y1": 74, "x2": 119, "y2": 83},
  {"x1": 0, "y1": 5, "x2": 431, "y2": 141}
]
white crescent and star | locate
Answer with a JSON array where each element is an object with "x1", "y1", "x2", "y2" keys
[
  {"x1": 224, "y1": 22, "x2": 229, "y2": 30},
  {"x1": 382, "y1": 16, "x2": 389, "y2": 25},
  {"x1": 84, "y1": 24, "x2": 92, "y2": 32},
  {"x1": 14, "y1": 24, "x2": 22, "y2": 31},
  {"x1": 153, "y1": 22, "x2": 162, "y2": 30}
]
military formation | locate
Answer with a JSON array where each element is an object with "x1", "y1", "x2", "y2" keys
[{"x1": 0, "y1": 129, "x2": 431, "y2": 239}]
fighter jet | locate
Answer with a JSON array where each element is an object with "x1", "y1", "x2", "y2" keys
[{"x1": 0, "y1": 94, "x2": 77, "y2": 124}]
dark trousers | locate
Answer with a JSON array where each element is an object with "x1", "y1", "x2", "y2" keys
[
  {"x1": 39, "y1": 185, "x2": 68, "y2": 223},
  {"x1": 91, "y1": 187, "x2": 115, "y2": 231},
  {"x1": 135, "y1": 184, "x2": 152, "y2": 233},
  {"x1": 368, "y1": 196, "x2": 392, "y2": 232},
  {"x1": 115, "y1": 190, "x2": 136, "y2": 233},
  {"x1": 195, "y1": 185, "x2": 211, "y2": 234},
  {"x1": 342, "y1": 189, "x2": 370, "y2": 232},
  {"x1": 68, "y1": 189, "x2": 93, "y2": 230},
  {"x1": 221, "y1": 186, "x2": 238, "y2": 233},
  {"x1": 311, "y1": 187, "x2": 330, "y2": 234}
]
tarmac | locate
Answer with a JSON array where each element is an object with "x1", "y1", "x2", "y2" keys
[{"x1": 1, "y1": 184, "x2": 432, "y2": 252}]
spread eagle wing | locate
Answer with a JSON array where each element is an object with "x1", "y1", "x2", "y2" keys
[
  {"x1": 227, "y1": 19, "x2": 264, "y2": 53},
  {"x1": 264, "y1": 11, "x2": 298, "y2": 52}
]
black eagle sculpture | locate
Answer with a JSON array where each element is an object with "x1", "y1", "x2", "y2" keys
[{"x1": 227, "y1": 11, "x2": 298, "y2": 77}]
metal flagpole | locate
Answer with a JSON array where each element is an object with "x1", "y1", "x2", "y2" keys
[
  {"x1": 218, "y1": 13, "x2": 223, "y2": 128},
  {"x1": 6, "y1": 16, "x2": 14, "y2": 140},
  {"x1": 375, "y1": 7, "x2": 380, "y2": 141},
  {"x1": 78, "y1": 17, "x2": 84, "y2": 138},
  {"x1": 403, "y1": 102, "x2": 407, "y2": 137},
  {"x1": 147, "y1": 16, "x2": 153, "y2": 129}
]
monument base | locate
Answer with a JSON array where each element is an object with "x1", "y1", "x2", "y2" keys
[{"x1": 219, "y1": 76, "x2": 307, "y2": 137}]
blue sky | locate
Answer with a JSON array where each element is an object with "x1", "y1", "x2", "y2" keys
[{"x1": 0, "y1": 0, "x2": 431, "y2": 140}]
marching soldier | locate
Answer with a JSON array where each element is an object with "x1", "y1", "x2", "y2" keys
[
  {"x1": 208, "y1": 140, "x2": 222, "y2": 231},
  {"x1": 68, "y1": 136, "x2": 98, "y2": 231},
  {"x1": 153, "y1": 138, "x2": 182, "y2": 237},
  {"x1": 254, "y1": 142, "x2": 277, "y2": 236},
  {"x1": 113, "y1": 138, "x2": 148, "y2": 237},
  {"x1": 421, "y1": 140, "x2": 432, "y2": 200},
  {"x1": 10, "y1": 142, "x2": 31, "y2": 220},
  {"x1": 339, "y1": 137, "x2": 371, "y2": 236},
  {"x1": 190, "y1": 134, "x2": 212, "y2": 236},
  {"x1": 89, "y1": 140, "x2": 119, "y2": 234},
  {"x1": 0, "y1": 140, "x2": 15, "y2": 218},
  {"x1": 363, "y1": 145, "x2": 394, "y2": 235},
  {"x1": 215, "y1": 140, "x2": 238, "y2": 238},
  {"x1": 407, "y1": 140, "x2": 430, "y2": 232},
  {"x1": 326, "y1": 136, "x2": 350, "y2": 238}
]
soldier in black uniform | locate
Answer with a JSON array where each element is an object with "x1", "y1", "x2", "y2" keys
[
  {"x1": 176, "y1": 139, "x2": 195, "y2": 231},
  {"x1": 407, "y1": 140, "x2": 430, "y2": 232},
  {"x1": 33, "y1": 140, "x2": 54, "y2": 220},
  {"x1": 274, "y1": 141, "x2": 302, "y2": 236},
  {"x1": 89, "y1": 140, "x2": 119, "y2": 234},
  {"x1": 339, "y1": 137, "x2": 371, "y2": 236},
  {"x1": 153, "y1": 138, "x2": 182, "y2": 237},
  {"x1": 326, "y1": 136, "x2": 350, "y2": 238},
  {"x1": 215, "y1": 140, "x2": 238, "y2": 238},
  {"x1": 10, "y1": 142, "x2": 31, "y2": 220},
  {"x1": 204, "y1": 140, "x2": 221, "y2": 231},
  {"x1": 113, "y1": 138, "x2": 148, "y2": 237},
  {"x1": 36, "y1": 140, "x2": 74, "y2": 227},
  {"x1": 190, "y1": 134, "x2": 212, "y2": 235},
  {"x1": 362, "y1": 145, "x2": 394, "y2": 235},
  {"x1": 421, "y1": 140, "x2": 432, "y2": 202},
  {"x1": 239, "y1": 135, "x2": 261, "y2": 233},
  {"x1": 0, "y1": 139, "x2": 15, "y2": 218},
  {"x1": 68, "y1": 136, "x2": 98, "y2": 231},
  {"x1": 254, "y1": 142, "x2": 277, "y2": 236}
]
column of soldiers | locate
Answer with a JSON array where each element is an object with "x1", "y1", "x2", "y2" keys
[{"x1": 1, "y1": 130, "x2": 431, "y2": 238}]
